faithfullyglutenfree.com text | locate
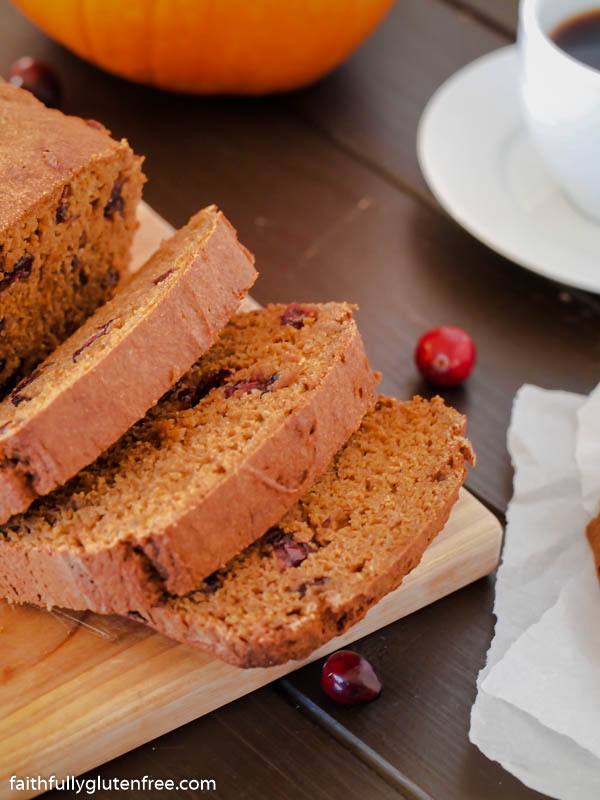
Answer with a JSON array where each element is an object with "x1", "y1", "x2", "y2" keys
[{"x1": 8, "y1": 775, "x2": 217, "y2": 795}]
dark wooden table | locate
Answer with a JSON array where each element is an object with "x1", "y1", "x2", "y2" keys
[{"x1": 2, "y1": 1, "x2": 598, "y2": 798}]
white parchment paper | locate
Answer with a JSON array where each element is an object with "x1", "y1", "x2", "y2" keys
[
  {"x1": 469, "y1": 384, "x2": 600, "y2": 799},
  {"x1": 577, "y1": 382, "x2": 600, "y2": 517}
]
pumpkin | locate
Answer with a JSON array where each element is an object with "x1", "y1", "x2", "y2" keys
[{"x1": 12, "y1": 0, "x2": 395, "y2": 95}]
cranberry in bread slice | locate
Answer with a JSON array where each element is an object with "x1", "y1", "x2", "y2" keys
[
  {"x1": 0, "y1": 303, "x2": 377, "y2": 613},
  {"x1": 134, "y1": 396, "x2": 474, "y2": 667},
  {"x1": 0, "y1": 205, "x2": 257, "y2": 522},
  {"x1": 0, "y1": 82, "x2": 144, "y2": 390}
]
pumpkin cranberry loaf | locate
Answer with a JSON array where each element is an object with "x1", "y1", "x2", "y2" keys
[
  {"x1": 133, "y1": 396, "x2": 474, "y2": 667},
  {"x1": 0, "y1": 303, "x2": 377, "y2": 613},
  {"x1": 0, "y1": 82, "x2": 144, "y2": 394},
  {"x1": 0, "y1": 206, "x2": 257, "y2": 523}
]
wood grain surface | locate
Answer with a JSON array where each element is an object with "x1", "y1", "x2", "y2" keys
[
  {"x1": 0, "y1": 0, "x2": 582, "y2": 797},
  {"x1": 0, "y1": 490, "x2": 499, "y2": 800},
  {"x1": 0, "y1": 201, "x2": 501, "y2": 800},
  {"x1": 459, "y1": 0, "x2": 519, "y2": 34}
]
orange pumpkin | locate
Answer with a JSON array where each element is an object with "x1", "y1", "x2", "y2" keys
[{"x1": 12, "y1": 0, "x2": 395, "y2": 95}]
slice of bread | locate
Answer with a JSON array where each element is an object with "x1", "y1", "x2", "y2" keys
[
  {"x1": 0, "y1": 83, "x2": 144, "y2": 392},
  {"x1": 0, "y1": 303, "x2": 377, "y2": 613},
  {"x1": 0, "y1": 206, "x2": 257, "y2": 522},
  {"x1": 133, "y1": 396, "x2": 474, "y2": 668}
]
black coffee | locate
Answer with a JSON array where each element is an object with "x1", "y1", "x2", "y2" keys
[{"x1": 551, "y1": 9, "x2": 600, "y2": 71}]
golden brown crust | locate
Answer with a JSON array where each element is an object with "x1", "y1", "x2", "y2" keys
[
  {"x1": 137, "y1": 396, "x2": 473, "y2": 667},
  {"x1": 0, "y1": 83, "x2": 145, "y2": 390},
  {"x1": 0, "y1": 82, "x2": 124, "y2": 231},
  {"x1": 0, "y1": 207, "x2": 257, "y2": 521}
]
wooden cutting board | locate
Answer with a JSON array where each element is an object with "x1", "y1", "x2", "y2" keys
[{"x1": 0, "y1": 204, "x2": 502, "y2": 800}]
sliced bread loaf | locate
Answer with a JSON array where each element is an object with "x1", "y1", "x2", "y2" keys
[
  {"x1": 0, "y1": 83, "x2": 144, "y2": 392},
  {"x1": 0, "y1": 206, "x2": 257, "y2": 523},
  {"x1": 134, "y1": 396, "x2": 474, "y2": 668},
  {"x1": 0, "y1": 303, "x2": 377, "y2": 613}
]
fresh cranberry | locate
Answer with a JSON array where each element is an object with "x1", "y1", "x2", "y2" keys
[
  {"x1": 415, "y1": 325, "x2": 476, "y2": 387},
  {"x1": 321, "y1": 650, "x2": 382, "y2": 705},
  {"x1": 8, "y1": 57, "x2": 61, "y2": 108}
]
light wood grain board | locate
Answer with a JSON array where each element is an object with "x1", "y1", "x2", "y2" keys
[{"x1": 0, "y1": 204, "x2": 503, "y2": 800}]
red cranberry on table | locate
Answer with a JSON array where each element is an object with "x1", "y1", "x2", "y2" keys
[
  {"x1": 8, "y1": 57, "x2": 61, "y2": 108},
  {"x1": 321, "y1": 650, "x2": 382, "y2": 705},
  {"x1": 415, "y1": 325, "x2": 476, "y2": 387}
]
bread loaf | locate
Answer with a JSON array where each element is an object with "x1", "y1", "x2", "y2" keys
[
  {"x1": 0, "y1": 303, "x2": 377, "y2": 613},
  {"x1": 0, "y1": 83, "x2": 144, "y2": 393},
  {"x1": 0, "y1": 205, "x2": 257, "y2": 522},
  {"x1": 134, "y1": 396, "x2": 474, "y2": 667}
]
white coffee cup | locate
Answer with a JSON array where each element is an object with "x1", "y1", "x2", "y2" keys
[{"x1": 519, "y1": 0, "x2": 600, "y2": 220}]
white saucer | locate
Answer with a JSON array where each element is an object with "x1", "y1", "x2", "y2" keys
[{"x1": 417, "y1": 46, "x2": 600, "y2": 294}]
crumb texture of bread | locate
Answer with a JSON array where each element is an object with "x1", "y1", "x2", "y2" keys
[
  {"x1": 139, "y1": 396, "x2": 474, "y2": 667},
  {"x1": 0, "y1": 83, "x2": 144, "y2": 392},
  {"x1": 0, "y1": 303, "x2": 377, "y2": 613},
  {"x1": 0, "y1": 206, "x2": 257, "y2": 521}
]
